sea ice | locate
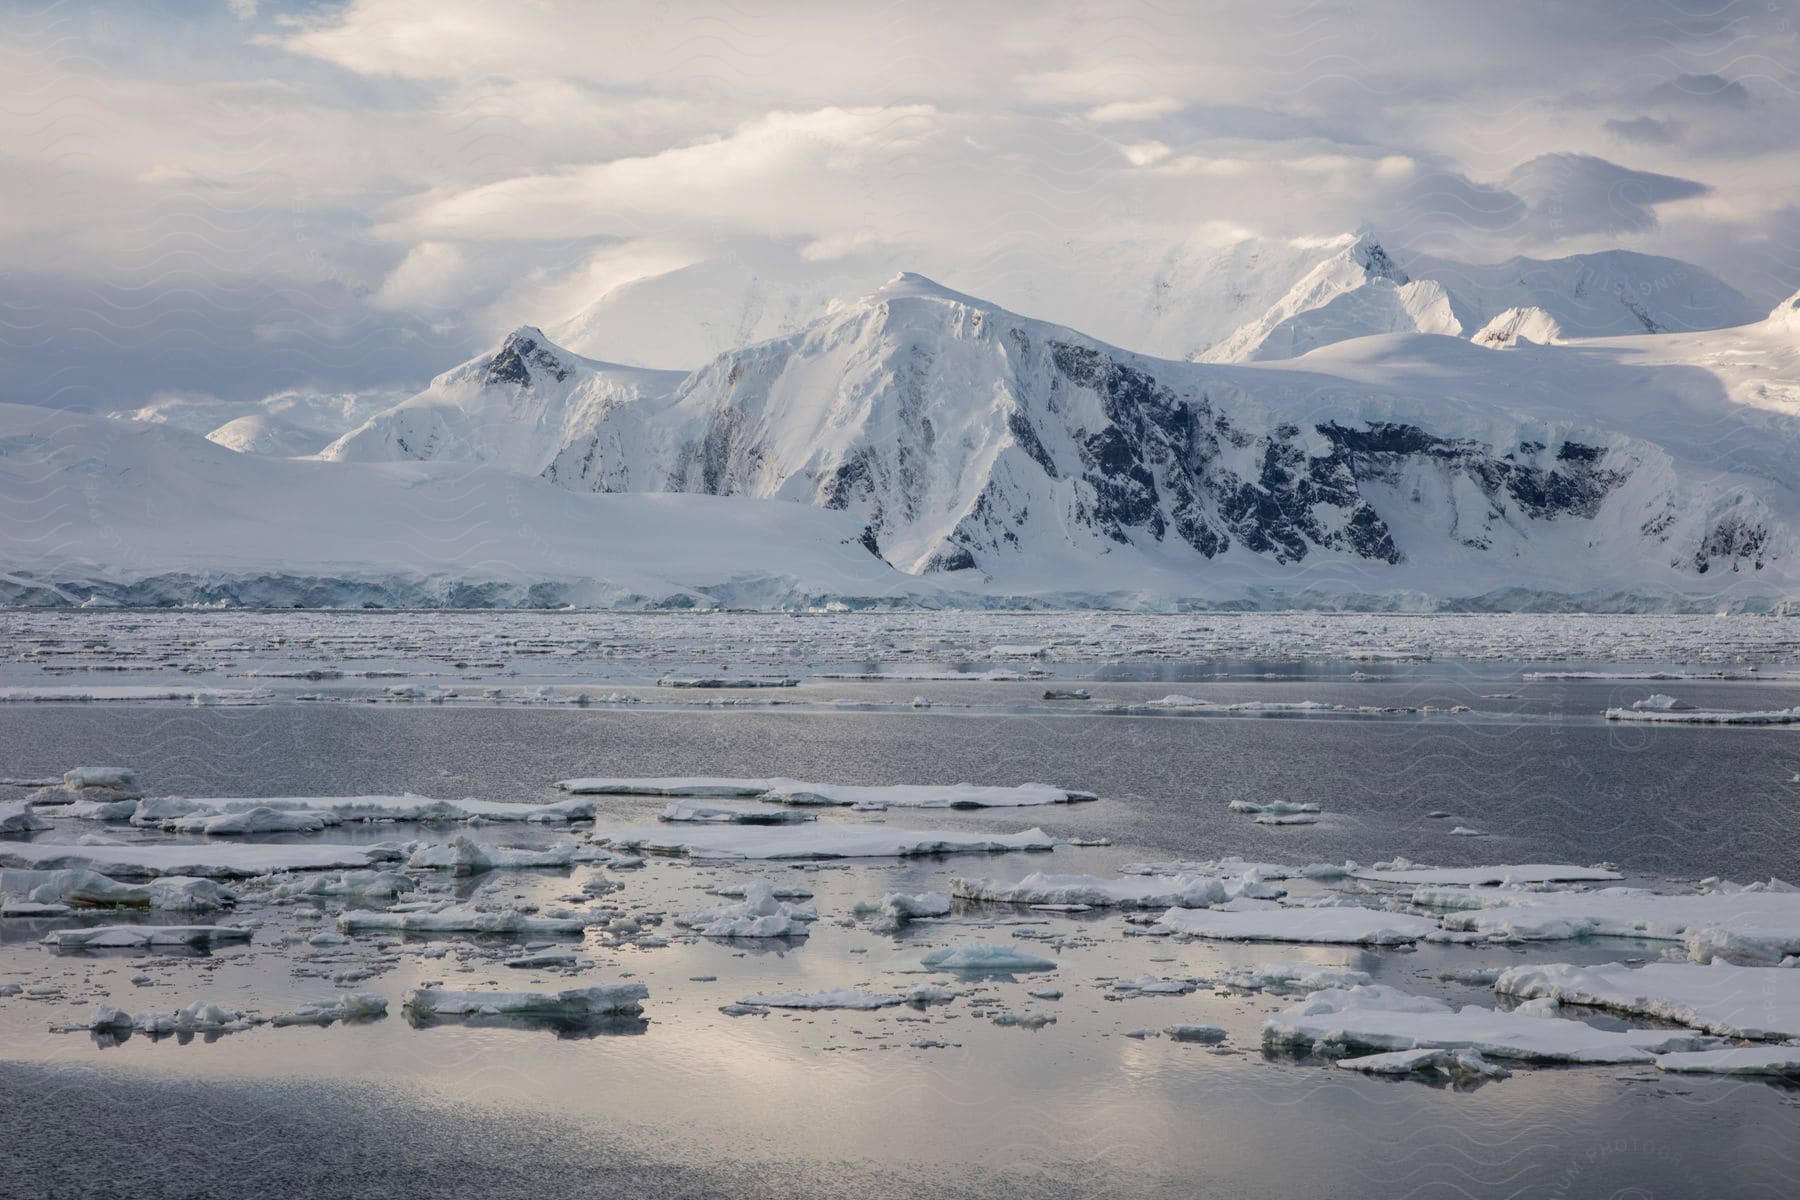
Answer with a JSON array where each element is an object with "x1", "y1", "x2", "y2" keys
[
  {"x1": 1427, "y1": 886, "x2": 1800, "y2": 960},
  {"x1": 1652, "y1": 1046, "x2": 1800, "y2": 1075},
  {"x1": 43, "y1": 924, "x2": 252, "y2": 949},
  {"x1": 406, "y1": 836, "x2": 578, "y2": 873},
  {"x1": 558, "y1": 776, "x2": 1092, "y2": 808},
  {"x1": 135, "y1": 794, "x2": 595, "y2": 826},
  {"x1": 920, "y1": 941, "x2": 1058, "y2": 971},
  {"x1": 594, "y1": 824, "x2": 1056, "y2": 860},
  {"x1": 271, "y1": 992, "x2": 389, "y2": 1026},
  {"x1": 404, "y1": 983, "x2": 647, "y2": 1018},
  {"x1": 853, "y1": 892, "x2": 951, "y2": 932},
  {"x1": 0, "y1": 841, "x2": 384, "y2": 879},
  {"x1": 1158, "y1": 906, "x2": 1441, "y2": 945},
  {"x1": 659, "y1": 799, "x2": 813, "y2": 825},
  {"x1": 952, "y1": 870, "x2": 1276, "y2": 909},
  {"x1": 1335, "y1": 1047, "x2": 1511, "y2": 1079},
  {"x1": 0, "y1": 800, "x2": 49, "y2": 835},
  {"x1": 1164, "y1": 1024, "x2": 1228, "y2": 1043},
  {"x1": 338, "y1": 907, "x2": 592, "y2": 936},
  {"x1": 1214, "y1": 961, "x2": 1375, "y2": 991},
  {"x1": 167, "y1": 806, "x2": 335, "y2": 836},
  {"x1": 1348, "y1": 863, "x2": 1622, "y2": 886},
  {"x1": 1493, "y1": 960, "x2": 1800, "y2": 1039},
  {"x1": 1265, "y1": 984, "x2": 1719, "y2": 1063},
  {"x1": 737, "y1": 989, "x2": 906, "y2": 1010},
  {"x1": 675, "y1": 881, "x2": 817, "y2": 937}
]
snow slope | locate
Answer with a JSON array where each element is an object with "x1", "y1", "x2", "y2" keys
[
  {"x1": 0, "y1": 403, "x2": 931, "y2": 609},
  {"x1": 1198, "y1": 235, "x2": 1761, "y2": 363}
]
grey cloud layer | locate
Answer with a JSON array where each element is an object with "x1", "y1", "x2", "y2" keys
[{"x1": 2, "y1": 0, "x2": 1795, "y2": 407}]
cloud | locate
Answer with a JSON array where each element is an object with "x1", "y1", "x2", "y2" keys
[
  {"x1": 1605, "y1": 116, "x2": 1685, "y2": 146},
  {"x1": 1502, "y1": 153, "x2": 1711, "y2": 238},
  {"x1": 2, "y1": 0, "x2": 1798, "y2": 404}
]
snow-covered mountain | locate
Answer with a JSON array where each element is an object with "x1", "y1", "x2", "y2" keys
[
  {"x1": 320, "y1": 328, "x2": 684, "y2": 477},
  {"x1": 303, "y1": 272, "x2": 1800, "y2": 609},
  {"x1": 0, "y1": 403, "x2": 924, "y2": 609},
  {"x1": 121, "y1": 389, "x2": 404, "y2": 458},
  {"x1": 1197, "y1": 234, "x2": 1763, "y2": 362}
]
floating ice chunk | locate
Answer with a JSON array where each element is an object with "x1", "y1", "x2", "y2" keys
[
  {"x1": 952, "y1": 871, "x2": 1274, "y2": 909},
  {"x1": 990, "y1": 1011, "x2": 1055, "y2": 1028},
  {"x1": 269, "y1": 870, "x2": 414, "y2": 901},
  {"x1": 337, "y1": 907, "x2": 591, "y2": 936},
  {"x1": 920, "y1": 941, "x2": 1057, "y2": 972},
  {"x1": 557, "y1": 777, "x2": 771, "y2": 797},
  {"x1": 271, "y1": 993, "x2": 389, "y2": 1026},
  {"x1": 0, "y1": 841, "x2": 382, "y2": 879},
  {"x1": 123, "y1": 1000, "x2": 253, "y2": 1035},
  {"x1": 136, "y1": 794, "x2": 596, "y2": 826},
  {"x1": 1215, "y1": 962, "x2": 1374, "y2": 991},
  {"x1": 1164, "y1": 1024, "x2": 1228, "y2": 1043},
  {"x1": 853, "y1": 892, "x2": 951, "y2": 932},
  {"x1": 168, "y1": 806, "x2": 335, "y2": 836},
  {"x1": 1158, "y1": 906, "x2": 1441, "y2": 945},
  {"x1": 1253, "y1": 812, "x2": 1318, "y2": 826},
  {"x1": 595, "y1": 824, "x2": 1056, "y2": 860},
  {"x1": 1042, "y1": 689, "x2": 1090, "y2": 700},
  {"x1": 659, "y1": 799, "x2": 814, "y2": 825},
  {"x1": 675, "y1": 880, "x2": 816, "y2": 938},
  {"x1": 558, "y1": 776, "x2": 1093, "y2": 808},
  {"x1": 737, "y1": 989, "x2": 906, "y2": 1010},
  {"x1": 1114, "y1": 975, "x2": 1198, "y2": 994},
  {"x1": 763, "y1": 780, "x2": 1096, "y2": 809},
  {"x1": 657, "y1": 676, "x2": 798, "y2": 689},
  {"x1": 1633, "y1": 694, "x2": 1692, "y2": 711},
  {"x1": 2, "y1": 868, "x2": 235, "y2": 912},
  {"x1": 1349, "y1": 863, "x2": 1621, "y2": 886},
  {"x1": 707, "y1": 882, "x2": 814, "y2": 899},
  {"x1": 505, "y1": 950, "x2": 579, "y2": 969},
  {"x1": 404, "y1": 983, "x2": 646, "y2": 1018},
  {"x1": 1429, "y1": 886, "x2": 1800, "y2": 960},
  {"x1": 1653, "y1": 1046, "x2": 1800, "y2": 1075},
  {"x1": 44, "y1": 924, "x2": 252, "y2": 949},
  {"x1": 1228, "y1": 800, "x2": 1320, "y2": 815},
  {"x1": 1449, "y1": 826, "x2": 1486, "y2": 837},
  {"x1": 1493, "y1": 961, "x2": 1800, "y2": 1039},
  {"x1": 57, "y1": 798, "x2": 141, "y2": 821},
  {"x1": 1121, "y1": 858, "x2": 1297, "y2": 880},
  {"x1": 1336, "y1": 1048, "x2": 1510, "y2": 1079},
  {"x1": 0, "y1": 687, "x2": 269, "y2": 705},
  {"x1": 0, "y1": 800, "x2": 49, "y2": 835},
  {"x1": 406, "y1": 836, "x2": 578, "y2": 874},
  {"x1": 1264, "y1": 984, "x2": 1718, "y2": 1064},
  {"x1": 1605, "y1": 705, "x2": 1800, "y2": 725},
  {"x1": 63, "y1": 768, "x2": 139, "y2": 791}
]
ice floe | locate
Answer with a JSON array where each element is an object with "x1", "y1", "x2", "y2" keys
[
  {"x1": 0, "y1": 686, "x2": 270, "y2": 704},
  {"x1": 1214, "y1": 961, "x2": 1374, "y2": 991},
  {"x1": 404, "y1": 983, "x2": 647, "y2": 1018},
  {"x1": 271, "y1": 992, "x2": 389, "y2": 1026},
  {"x1": 0, "y1": 800, "x2": 50, "y2": 835},
  {"x1": 1164, "y1": 1023, "x2": 1228, "y2": 1043},
  {"x1": 920, "y1": 941, "x2": 1057, "y2": 971},
  {"x1": 736, "y1": 989, "x2": 908, "y2": 1010},
  {"x1": 558, "y1": 776, "x2": 1092, "y2": 808},
  {"x1": 1652, "y1": 1046, "x2": 1800, "y2": 1075},
  {"x1": 1264, "y1": 984, "x2": 1719, "y2": 1064},
  {"x1": 952, "y1": 870, "x2": 1279, "y2": 909},
  {"x1": 0, "y1": 841, "x2": 384, "y2": 878},
  {"x1": 1426, "y1": 886, "x2": 1800, "y2": 960},
  {"x1": 852, "y1": 891, "x2": 951, "y2": 932},
  {"x1": 44, "y1": 924, "x2": 252, "y2": 949},
  {"x1": 659, "y1": 799, "x2": 813, "y2": 825},
  {"x1": 168, "y1": 807, "x2": 335, "y2": 836},
  {"x1": 1158, "y1": 905, "x2": 1442, "y2": 945},
  {"x1": 338, "y1": 906, "x2": 593, "y2": 936},
  {"x1": 1493, "y1": 960, "x2": 1800, "y2": 1039},
  {"x1": 1, "y1": 870, "x2": 236, "y2": 914},
  {"x1": 594, "y1": 824, "x2": 1056, "y2": 860},
  {"x1": 1347, "y1": 862, "x2": 1621, "y2": 886},
  {"x1": 1335, "y1": 1047, "x2": 1511, "y2": 1080},
  {"x1": 675, "y1": 881, "x2": 817, "y2": 937},
  {"x1": 1604, "y1": 705, "x2": 1800, "y2": 725},
  {"x1": 130, "y1": 794, "x2": 595, "y2": 827},
  {"x1": 405, "y1": 836, "x2": 578, "y2": 873}
]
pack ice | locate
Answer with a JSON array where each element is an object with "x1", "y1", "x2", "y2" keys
[
  {"x1": 593, "y1": 824, "x2": 1055, "y2": 860},
  {"x1": 1494, "y1": 961, "x2": 1800, "y2": 1039},
  {"x1": 405, "y1": 983, "x2": 647, "y2": 1018}
]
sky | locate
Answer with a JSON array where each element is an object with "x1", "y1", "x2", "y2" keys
[{"x1": 3, "y1": 0, "x2": 1798, "y2": 409}]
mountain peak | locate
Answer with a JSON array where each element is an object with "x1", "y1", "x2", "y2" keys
[
  {"x1": 869, "y1": 272, "x2": 992, "y2": 309},
  {"x1": 1346, "y1": 232, "x2": 1407, "y2": 284},
  {"x1": 486, "y1": 325, "x2": 575, "y2": 387}
]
